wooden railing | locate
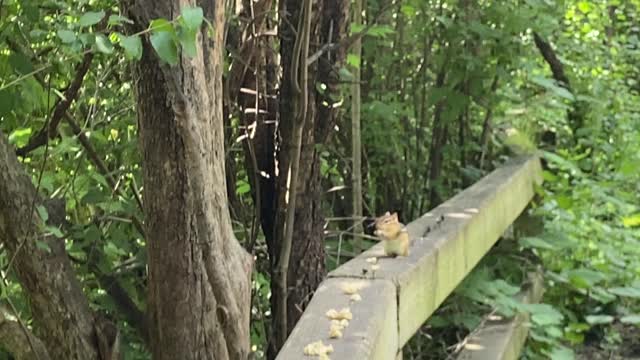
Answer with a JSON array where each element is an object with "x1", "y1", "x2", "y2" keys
[{"x1": 276, "y1": 156, "x2": 544, "y2": 359}]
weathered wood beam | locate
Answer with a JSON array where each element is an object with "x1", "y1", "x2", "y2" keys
[{"x1": 456, "y1": 270, "x2": 545, "y2": 360}]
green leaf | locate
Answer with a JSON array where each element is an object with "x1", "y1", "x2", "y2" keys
[
  {"x1": 9, "y1": 53, "x2": 34, "y2": 75},
  {"x1": 577, "y1": 1, "x2": 592, "y2": 13},
  {"x1": 519, "y1": 236, "x2": 555, "y2": 250},
  {"x1": 521, "y1": 303, "x2": 564, "y2": 326},
  {"x1": 622, "y1": 213, "x2": 640, "y2": 227},
  {"x1": 585, "y1": 315, "x2": 614, "y2": 325},
  {"x1": 347, "y1": 54, "x2": 360, "y2": 68},
  {"x1": 0, "y1": 89, "x2": 15, "y2": 116},
  {"x1": 608, "y1": 286, "x2": 640, "y2": 298},
  {"x1": 36, "y1": 240, "x2": 51, "y2": 253},
  {"x1": 236, "y1": 180, "x2": 251, "y2": 195},
  {"x1": 151, "y1": 31, "x2": 178, "y2": 65},
  {"x1": 149, "y1": 18, "x2": 174, "y2": 33},
  {"x1": 79, "y1": 11, "x2": 105, "y2": 27},
  {"x1": 568, "y1": 268, "x2": 607, "y2": 288},
  {"x1": 108, "y1": 14, "x2": 134, "y2": 26},
  {"x1": 181, "y1": 6, "x2": 204, "y2": 31},
  {"x1": 95, "y1": 34, "x2": 114, "y2": 54},
  {"x1": 350, "y1": 23, "x2": 365, "y2": 35},
  {"x1": 542, "y1": 151, "x2": 582, "y2": 174},
  {"x1": 120, "y1": 35, "x2": 143, "y2": 60},
  {"x1": 8, "y1": 128, "x2": 32, "y2": 147},
  {"x1": 177, "y1": 28, "x2": 198, "y2": 57},
  {"x1": 36, "y1": 205, "x2": 48, "y2": 222},
  {"x1": 400, "y1": 4, "x2": 416, "y2": 18},
  {"x1": 620, "y1": 315, "x2": 640, "y2": 324},
  {"x1": 339, "y1": 67, "x2": 354, "y2": 81},
  {"x1": 366, "y1": 25, "x2": 394, "y2": 38},
  {"x1": 82, "y1": 189, "x2": 104, "y2": 204},
  {"x1": 78, "y1": 33, "x2": 96, "y2": 46},
  {"x1": 530, "y1": 76, "x2": 575, "y2": 101},
  {"x1": 57, "y1": 29, "x2": 77, "y2": 43},
  {"x1": 46, "y1": 225, "x2": 64, "y2": 238},
  {"x1": 549, "y1": 346, "x2": 575, "y2": 360}
]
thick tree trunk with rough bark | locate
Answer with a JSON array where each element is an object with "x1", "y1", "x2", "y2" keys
[
  {"x1": 0, "y1": 134, "x2": 98, "y2": 359},
  {"x1": 125, "y1": 1, "x2": 253, "y2": 359}
]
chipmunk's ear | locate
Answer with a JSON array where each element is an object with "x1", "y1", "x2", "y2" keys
[
  {"x1": 391, "y1": 212, "x2": 398, "y2": 221},
  {"x1": 384, "y1": 211, "x2": 390, "y2": 216}
]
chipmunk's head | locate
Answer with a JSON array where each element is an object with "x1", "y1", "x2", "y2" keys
[{"x1": 374, "y1": 212, "x2": 401, "y2": 239}]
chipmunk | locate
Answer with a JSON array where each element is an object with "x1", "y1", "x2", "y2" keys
[{"x1": 374, "y1": 212, "x2": 409, "y2": 257}]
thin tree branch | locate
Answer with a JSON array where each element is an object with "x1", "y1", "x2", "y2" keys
[{"x1": 16, "y1": 52, "x2": 94, "y2": 157}]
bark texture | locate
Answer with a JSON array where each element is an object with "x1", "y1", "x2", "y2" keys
[
  {"x1": 126, "y1": 1, "x2": 253, "y2": 359},
  {"x1": 0, "y1": 133, "x2": 98, "y2": 359},
  {"x1": 351, "y1": 0, "x2": 364, "y2": 247},
  {"x1": 268, "y1": 0, "x2": 349, "y2": 355},
  {"x1": 0, "y1": 305, "x2": 51, "y2": 360},
  {"x1": 533, "y1": 32, "x2": 585, "y2": 134}
]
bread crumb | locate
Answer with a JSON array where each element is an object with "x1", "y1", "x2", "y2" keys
[
  {"x1": 326, "y1": 308, "x2": 352, "y2": 321},
  {"x1": 340, "y1": 281, "x2": 365, "y2": 295},
  {"x1": 303, "y1": 340, "x2": 334, "y2": 356}
]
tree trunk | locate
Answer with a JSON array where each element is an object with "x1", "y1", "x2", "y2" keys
[
  {"x1": 0, "y1": 134, "x2": 98, "y2": 359},
  {"x1": 533, "y1": 32, "x2": 584, "y2": 135},
  {"x1": 427, "y1": 68, "x2": 448, "y2": 207},
  {"x1": 125, "y1": 1, "x2": 253, "y2": 359},
  {"x1": 268, "y1": 0, "x2": 349, "y2": 356},
  {"x1": 351, "y1": 0, "x2": 364, "y2": 248}
]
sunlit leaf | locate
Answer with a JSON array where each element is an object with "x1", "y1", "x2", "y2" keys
[
  {"x1": 149, "y1": 18, "x2": 174, "y2": 33},
  {"x1": 347, "y1": 54, "x2": 360, "y2": 68},
  {"x1": 8, "y1": 128, "x2": 32, "y2": 147},
  {"x1": 622, "y1": 213, "x2": 640, "y2": 228},
  {"x1": 236, "y1": 180, "x2": 251, "y2": 195}
]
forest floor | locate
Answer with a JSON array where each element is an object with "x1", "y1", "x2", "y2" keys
[{"x1": 576, "y1": 324, "x2": 640, "y2": 360}]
